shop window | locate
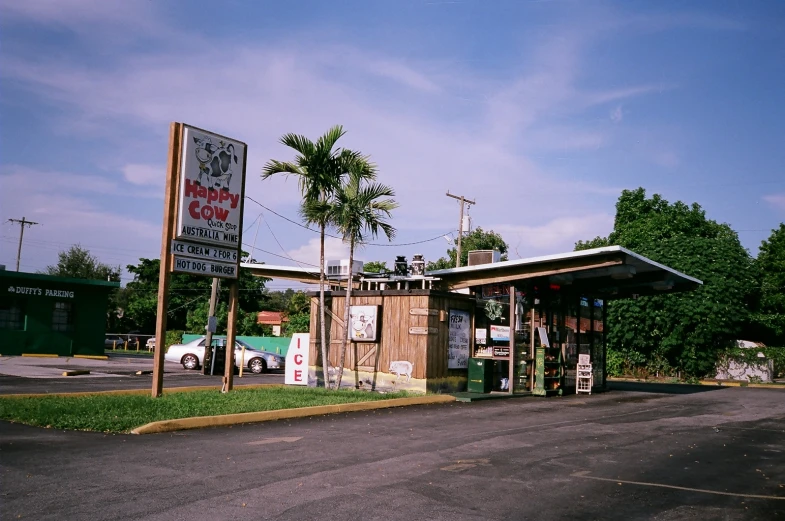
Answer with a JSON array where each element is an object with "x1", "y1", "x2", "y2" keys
[
  {"x1": 0, "y1": 300, "x2": 25, "y2": 330},
  {"x1": 52, "y1": 302, "x2": 73, "y2": 332}
]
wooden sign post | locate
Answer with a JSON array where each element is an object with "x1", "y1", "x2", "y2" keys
[
  {"x1": 152, "y1": 122, "x2": 247, "y2": 398},
  {"x1": 152, "y1": 123, "x2": 183, "y2": 398}
]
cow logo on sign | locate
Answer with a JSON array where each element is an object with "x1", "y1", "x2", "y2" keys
[{"x1": 193, "y1": 136, "x2": 238, "y2": 192}]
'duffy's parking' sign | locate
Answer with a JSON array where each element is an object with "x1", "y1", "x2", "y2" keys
[{"x1": 176, "y1": 126, "x2": 247, "y2": 249}]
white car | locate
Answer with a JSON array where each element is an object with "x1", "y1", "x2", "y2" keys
[{"x1": 165, "y1": 336, "x2": 285, "y2": 374}]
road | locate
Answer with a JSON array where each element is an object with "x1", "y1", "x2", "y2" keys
[
  {"x1": 0, "y1": 354, "x2": 285, "y2": 394},
  {"x1": 1, "y1": 384, "x2": 783, "y2": 520}
]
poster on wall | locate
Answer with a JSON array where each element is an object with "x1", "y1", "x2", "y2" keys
[
  {"x1": 349, "y1": 305, "x2": 379, "y2": 342},
  {"x1": 490, "y1": 325, "x2": 510, "y2": 341},
  {"x1": 448, "y1": 309, "x2": 471, "y2": 369}
]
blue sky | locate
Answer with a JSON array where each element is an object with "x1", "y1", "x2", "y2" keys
[{"x1": 1, "y1": 0, "x2": 783, "y2": 288}]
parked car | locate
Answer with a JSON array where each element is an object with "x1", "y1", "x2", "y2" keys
[
  {"x1": 164, "y1": 336, "x2": 285, "y2": 374},
  {"x1": 104, "y1": 335, "x2": 127, "y2": 348},
  {"x1": 146, "y1": 338, "x2": 156, "y2": 351}
]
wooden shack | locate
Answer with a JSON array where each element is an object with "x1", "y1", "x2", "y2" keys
[{"x1": 308, "y1": 290, "x2": 475, "y2": 393}]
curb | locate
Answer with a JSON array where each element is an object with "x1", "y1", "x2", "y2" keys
[
  {"x1": 62, "y1": 370, "x2": 91, "y2": 377},
  {"x1": 130, "y1": 394, "x2": 457, "y2": 435},
  {"x1": 608, "y1": 377, "x2": 785, "y2": 390},
  {"x1": 1, "y1": 383, "x2": 281, "y2": 399},
  {"x1": 21, "y1": 353, "x2": 59, "y2": 358},
  {"x1": 74, "y1": 355, "x2": 109, "y2": 360}
]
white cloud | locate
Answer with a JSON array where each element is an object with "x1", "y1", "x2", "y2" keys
[
  {"x1": 651, "y1": 150, "x2": 680, "y2": 168},
  {"x1": 122, "y1": 164, "x2": 165, "y2": 187},
  {"x1": 586, "y1": 84, "x2": 670, "y2": 106},
  {"x1": 494, "y1": 214, "x2": 614, "y2": 256},
  {"x1": 367, "y1": 60, "x2": 442, "y2": 93},
  {"x1": 285, "y1": 237, "x2": 350, "y2": 268},
  {"x1": 0, "y1": 165, "x2": 119, "y2": 196},
  {"x1": 763, "y1": 193, "x2": 785, "y2": 211},
  {"x1": 610, "y1": 105, "x2": 624, "y2": 123}
]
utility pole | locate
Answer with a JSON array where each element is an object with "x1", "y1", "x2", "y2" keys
[
  {"x1": 7, "y1": 217, "x2": 40, "y2": 272},
  {"x1": 445, "y1": 192, "x2": 475, "y2": 268},
  {"x1": 202, "y1": 277, "x2": 221, "y2": 375}
]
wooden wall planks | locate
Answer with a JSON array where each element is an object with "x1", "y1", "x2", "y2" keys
[{"x1": 309, "y1": 291, "x2": 474, "y2": 382}]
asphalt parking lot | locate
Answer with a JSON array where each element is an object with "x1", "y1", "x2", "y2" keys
[
  {"x1": 1, "y1": 371, "x2": 783, "y2": 520},
  {"x1": 0, "y1": 354, "x2": 284, "y2": 395}
]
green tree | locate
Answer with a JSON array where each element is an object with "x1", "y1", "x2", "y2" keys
[
  {"x1": 753, "y1": 223, "x2": 785, "y2": 345},
  {"x1": 43, "y1": 245, "x2": 123, "y2": 331},
  {"x1": 44, "y1": 245, "x2": 121, "y2": 281},
  {"x1": 426, "y1": 227, "x2": 508, "y2": 270},
  {"x1": 260, "y1": 289, "x2": 296, "y2": 312},
  {"x1": 578, "y1": 188, "x2": 756, "y2": 377},
  {"x1": 361, "y1": 261, "x2": 389, "y2": 274},
  {"x1": 326, "y1": 163, "x2": 397, "y2": 388},
  {"x1": 262, "y1": 126, "x2": 368, "y2": 387},
  {"x1": 284, "y1": 312, "x2": 311, "y2": 335},
  {"x1": 574, "y1": 236, "x2": 610, "y2": 251},
  {"x1": 122, "y1": 252, "x2": 268, "y2": 334},
  {"x1": 286, "y1": 291, "x2": 311, "y2": 316}
]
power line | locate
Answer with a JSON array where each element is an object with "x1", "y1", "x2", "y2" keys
[
  {"x1": 241, "y1": 241, "x2": 319, "y2": 268},
  {"x1": 244, "y1": 195, "x2": 453, "y2": 247}
]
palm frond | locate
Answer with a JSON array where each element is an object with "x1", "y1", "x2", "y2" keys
[
  {"x1": 315, "y1": 125, "x2": 346, "y2": 157},
  {"x1": 280, "y1": 133, "x2": 315, "y2": 157},
  {"x1": 299, "y1": 199, "x2": 334, "y2": 227},
  {"x1": 261, "y1": 160, "x2": 304, "y2": 180},
  {"x1": 331, "y1": 172, "x2": 398, "y2": 248}
]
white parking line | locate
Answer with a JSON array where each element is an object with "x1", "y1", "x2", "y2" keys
[{"x1": 571, "y1": 470, "x2": 785, "y2": 500}]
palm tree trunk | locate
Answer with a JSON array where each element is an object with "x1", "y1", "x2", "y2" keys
[
  {"x1": 319, "y1": 224, "x2": 330, "y2": 389},
  {"x1": 336, "y1": 238, "x2": 354, "y2": 389}
]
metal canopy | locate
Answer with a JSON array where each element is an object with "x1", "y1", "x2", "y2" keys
[
  {"x1": 240, "y1": 263, "x2": 321, "y2": 284},
  {"x1": 427, "y1": 246, "x2": 702, "y2": 298},
  {"x1": 241, "y1": 246, "x2": 702, "y2": 299}
]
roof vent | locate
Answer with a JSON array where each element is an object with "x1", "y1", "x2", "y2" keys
[
  {"x1": 410, "y1": 254, "x2": 425, "y2": 277},
  {"x1": 394, "y1": 256, "x2": 409, "y2": 277},
  {"x1": 467, "y1": 250, "x2": 500, "y2": 266}
]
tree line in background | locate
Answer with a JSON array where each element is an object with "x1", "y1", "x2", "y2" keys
[
  {"x1": 44, "y1": 247, "x2": 313, "y2": 339},
  {"x1": 575, "y1": 187, "x2": 784, "y2": 378}
]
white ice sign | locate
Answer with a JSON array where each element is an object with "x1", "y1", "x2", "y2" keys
[{"x1": 285, "y1": 333, "x2": 310, "y2": 385}]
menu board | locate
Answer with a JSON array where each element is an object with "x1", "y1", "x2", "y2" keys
[{"x1": 448, "y1": 309, "x2": 471, "y2": 369}]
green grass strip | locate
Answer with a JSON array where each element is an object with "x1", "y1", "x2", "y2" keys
[{"x1": 0, "y1": 387, "x2": 413, "y2": 433}]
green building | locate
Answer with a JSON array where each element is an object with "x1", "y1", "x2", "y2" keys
[{"x1": 0, "y1": 270, "x2": 119, "y2": 357}]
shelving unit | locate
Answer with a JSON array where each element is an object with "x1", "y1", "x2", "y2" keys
[{"x1": 533, "y1": 346, "x2": 563, "y2": 396}]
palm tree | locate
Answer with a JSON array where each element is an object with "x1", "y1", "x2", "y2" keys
[
  {"x1": 262, "y1": 126, "x2": 365, "y2": 387},
  {"x1": 329, "y1": 161, "x2": 397, "y2": 389}
]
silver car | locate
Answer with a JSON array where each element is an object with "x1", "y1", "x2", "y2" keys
[{"x1": 165, "y1": 337, "x2": 285, "y2": 374}]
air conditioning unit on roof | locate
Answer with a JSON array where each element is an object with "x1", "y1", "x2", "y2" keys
[{"x1": 467, "y1": 250, "x2": 501, "y2": 267}]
